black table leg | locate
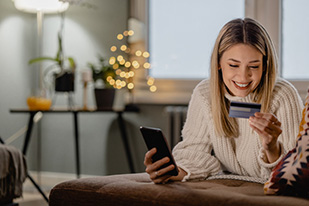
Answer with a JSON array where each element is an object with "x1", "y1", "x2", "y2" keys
[
  {"x1": 73, "y1": 111, "x2": 80, "y2": 178},
  {"x1": 22, "y1": 112, "x2": 37, "y2": 155},
  {"x1": 27, "y1": 173, "x2": 49, "y2": 202},
  {"x1": 117, "y1": 112, "x2": 135, "y2": 173}
]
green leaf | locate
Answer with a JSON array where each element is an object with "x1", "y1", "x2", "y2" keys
[
  {"x1": 67, "y1": 57, "x2": 76, "y2": 70},
  {"x1": 56, "y1": 32, "x2": 63, "y2": 60},
  {"x1": 28, "y1": 57, "x2": 58, "y2": 65}
]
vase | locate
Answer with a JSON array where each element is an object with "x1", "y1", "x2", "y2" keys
[
  {"x1": 55, "y1": 72, "x2": 75, "y2": 92},
  {"x1": 94, "y1": 88, "x2": 116, "y2": 110}
]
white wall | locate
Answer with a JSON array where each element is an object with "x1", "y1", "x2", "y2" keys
[
  {"x1": 0, "y1": 0, "x2": 172, "y2": 176},
  {"x1": 0, "y1": 1, "x2": 36, "y2": 150}
]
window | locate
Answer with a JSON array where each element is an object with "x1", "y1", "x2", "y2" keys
[
  {"x1": 133, "y1": 0, "x2": 309, "y2": 104},
  {"x1": 281, "y1": 0, "x2": 309, "y2": 79},
  {"x1": 149, "y1": 0, "x2": 245, "y2": 79}
]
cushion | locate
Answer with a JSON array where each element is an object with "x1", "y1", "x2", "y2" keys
[
  {"x1": 49, "y1": 173, "x2": 309, "y2": 206},
  {"x1": 264, "y1": 89, "x2": 309, "y2": 197}
]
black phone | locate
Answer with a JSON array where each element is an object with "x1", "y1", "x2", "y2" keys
[{"x1": 140, "y1": 126, "x2": 178, "y2": 176}]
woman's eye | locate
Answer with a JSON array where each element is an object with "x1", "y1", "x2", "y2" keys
[
  {"x1": 229, "y1": 64, "x2": 238, "y2": 68},
  {"x1": 249, "y1": 66, "x2": 259, "y2": 69}
]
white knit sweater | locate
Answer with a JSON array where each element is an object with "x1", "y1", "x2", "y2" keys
[{"x1": 172, "y1": 78, "x2": 304, "y2": 182}]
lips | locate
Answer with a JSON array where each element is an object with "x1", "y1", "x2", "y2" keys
[{"x1": 233, "y1": 81, "x2": 251, "y2": 90}]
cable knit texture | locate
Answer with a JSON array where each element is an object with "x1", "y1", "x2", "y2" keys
[{"x1": 172, "y1": 78, "x2": 304, "y2": 182}]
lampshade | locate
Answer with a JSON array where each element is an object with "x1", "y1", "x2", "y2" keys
[{"x1": 13, "y1": 0, "x2": 69, "y2": 14}]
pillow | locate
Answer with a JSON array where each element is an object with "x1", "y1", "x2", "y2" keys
[{"x1": 264, "y1": 89, "x2": 309, "y2": 198}]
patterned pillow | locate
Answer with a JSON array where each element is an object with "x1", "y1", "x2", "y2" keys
[{"x1": 264, "y1": 89, "x2": 309, "y2": 198}]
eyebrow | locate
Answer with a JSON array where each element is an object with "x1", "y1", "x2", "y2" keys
[{"x1": 228, "y1": 58, "x2": 261, "y2": 63}]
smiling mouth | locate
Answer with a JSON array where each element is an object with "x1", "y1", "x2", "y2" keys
[{"x1": 233, "y1": 81, "x2": 251, "y2": 89}]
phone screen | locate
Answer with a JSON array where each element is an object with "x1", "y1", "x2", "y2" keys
[{"x1": 140, "y1": 126, "x2": 178, "y2": 176}]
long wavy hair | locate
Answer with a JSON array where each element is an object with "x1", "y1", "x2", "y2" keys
[{"x1": 210, "y1": 18, "x2": 278, "y2": 137}]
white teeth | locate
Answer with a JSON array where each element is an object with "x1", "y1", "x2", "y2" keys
[{"x1": 235, "y1": 82, "x2": 249, "y2": 87}]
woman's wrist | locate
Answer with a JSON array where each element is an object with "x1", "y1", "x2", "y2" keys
[
  {"x1": 264, "y1": 142, "x2": 281, "y2": 163},
  {"x1": 170, "y1": 167, "x2": 187, "y2": 181}
]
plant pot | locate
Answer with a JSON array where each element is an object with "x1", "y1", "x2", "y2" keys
[
  {"x1": 55, "y1": 72, "x2": 75, "y2": 92},
  {"x1": 94, "y1": 88, "x2": 116, "y2": 110}
]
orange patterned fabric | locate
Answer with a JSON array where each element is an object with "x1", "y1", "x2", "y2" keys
[
  {"x1": 264, "y1": 89, "x2": 309, "y2": 197},
  {"x1": 298, "y1": 93, "x2": 309, "y2": 138}
]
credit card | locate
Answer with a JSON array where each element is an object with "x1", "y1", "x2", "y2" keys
[{"x1": 229, "y1": 101, "x2": 261, "y2": 119}]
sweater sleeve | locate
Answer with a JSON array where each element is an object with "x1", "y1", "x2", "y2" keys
[
  {"x1": 172, "y1": 81, "x2": 221, "y2": 181},
  {"x1": 257, "y1": 78, "x2": 304, "y2": 179}
]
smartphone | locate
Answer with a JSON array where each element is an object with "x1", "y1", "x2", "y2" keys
[{"x1": 140, "y1": 126, "x2": 179, "y2": 176}]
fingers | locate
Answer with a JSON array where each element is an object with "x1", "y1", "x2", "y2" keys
[
  {"x1": 146, "y1": 156, "x2": 169, "y2": 176},
  {"x1": 151, "y1": 164, "x2": 175, "y2": 184},
  {"x1": 144, "y1": 148, "x2": 176, "y2": 184},
  {"x1": 250, "y1": 119, "x2": 282, "y2": 138},
  {"x1": 153, "y1": 174, "x2": 172, "y2": 184},
  {"x1": 249, "y1": 112, "x2": 282, "y2": 150},
  {"x1": 249, "y1": 113, "x2": 282, "y2": 136},
  {"x1": 252, "y1": 112, "x2": 281, "y2": 127},
  {"x1": 144, "y1": 147, "x2": 157, "y2": 166},
  {"x1": 155, "y1": 164, "x2": 175, "y2": 177},
  {"x1": 148, "y1": 162, "x2": 174, "y2": 184},
  {"x1": 249, "y1": 123, "x2": 280, "y2": 141}
]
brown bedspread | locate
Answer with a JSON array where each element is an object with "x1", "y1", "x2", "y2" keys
[{"x1": 49, "y1": 173, "x2": 309, "y2": 206}]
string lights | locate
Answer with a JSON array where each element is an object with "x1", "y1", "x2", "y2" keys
[{"x1": 106, "y1": 30, "x2": 157, "y2": 92}]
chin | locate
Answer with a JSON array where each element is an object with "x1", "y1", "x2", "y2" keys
[
  {"x1": 234, "y1": 91, "x2": 250, "y2": 97},
  {"x1": 232, "y1": 87, "x2": 253, "y2": 97},
  {"x1": 237, "y1": 94, "x2": 248, "y2": 97}
]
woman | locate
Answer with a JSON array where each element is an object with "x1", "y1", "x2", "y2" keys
[{"x1": 144, "y1": 18, "x2": 304, "y2": 184}]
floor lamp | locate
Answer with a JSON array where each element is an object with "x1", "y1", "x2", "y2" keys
[
  {"x1": 12, "y1": 0, "x2": 69, "y2": 203},
  {"x1": 13, "y1": 0, "x2": 69, "y2": 95}
]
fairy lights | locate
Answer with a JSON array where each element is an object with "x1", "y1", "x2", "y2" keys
[
  {"x1": 110, "y1": 46, "x2": 117, "y2": 52},
  {"x1": 143, "y1": 52, "x2": 150, "y2": 58},
  {"x1": 117, "y1": 34, "x2": 123, "y2": 40},
  {"x1": 120, "y1": 45, "x2": 127, "y2": 51},
  {"x1": 128, "y1": 30, "x2": 134, "y2": 36},
  {"x1": 107, "y1": 30, "x2": 156, "y2": 92},
  {"x1": 124, "y1": 61, "x2": 131, "y2": 68},
  {"x1": 135, "y1": 50, "x2": 142, "y2": 56},
  {"x1": 147, "y1": 76, "x2": 153, "y2": 84},
  {"x1": 143, "y1": 62, "x2": 151, "y2": 69},
  {"x1": 127, "y1": 82, "x2": 134, "y2": 89},
  {"x1": 112, "y1": 63, "x2": 119, "y2": 69},
  {"x1": 150, "y1": 85, "x2": 157, "y2": 92},
  {"x1": 109, "y1": 56, "x2": 116, "y2": 65},
  {"x1": 117, "y1": 55, "x2": 124, "y2": 61}
]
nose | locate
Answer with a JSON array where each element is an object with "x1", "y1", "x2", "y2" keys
[{"x1": 238, "y1": 67, "x2": 252, "y2": 81}]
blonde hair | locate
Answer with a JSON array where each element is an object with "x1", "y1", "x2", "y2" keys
[{"x1": 210, "y1": 18, "x2": 278, "y2": 137}]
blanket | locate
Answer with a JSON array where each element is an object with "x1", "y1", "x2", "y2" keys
[{"x1": 0, "y1": 144, "x2": 27, "y2": 199}]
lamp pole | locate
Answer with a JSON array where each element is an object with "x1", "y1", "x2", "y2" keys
[
  {"x1": 13, "y1": 0, "x2": 69, "y2": 96},
  {"x1": 12, "y1": 1, "x2": 69, "y2": 202},
  {"x1": 37, "y1": 11, "x2": 44, "y2": 96}
]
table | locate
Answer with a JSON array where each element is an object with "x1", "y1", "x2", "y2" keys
[{"x1": 10, "y1": 105, "x2": 139, "y2": 178}]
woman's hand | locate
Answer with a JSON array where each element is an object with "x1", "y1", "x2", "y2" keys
[
  {"x1": 249, "y1": 112, "x2": 282, "y2": 163},
  {"x1": 144, "y1": 148, "x2": 186, "y2": 184}
]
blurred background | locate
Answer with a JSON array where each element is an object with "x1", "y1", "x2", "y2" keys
[{"x1": 0, "y1": 1, "x2": 308, "y2": 199}]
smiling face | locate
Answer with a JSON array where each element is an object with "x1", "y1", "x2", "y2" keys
[{"x1": 219, "y1": 43, "x2": 264, "y2": 97}]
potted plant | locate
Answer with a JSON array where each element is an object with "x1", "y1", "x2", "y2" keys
[
  {"x1": 29, "y1": 32, "x2": 76, "y2": 93},
  {"x1": 87, "y1": 55, "x2": 123, "y2": 110},
  {"x1": 87, "y1": 29, "x2": 157, "y2": 110}
]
